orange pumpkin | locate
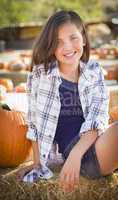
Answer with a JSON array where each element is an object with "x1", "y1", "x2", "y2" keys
[
  {"x1": 105, "y1": 66, "x2": 118, "y2": 80},
  {"x1": 15, "y1": 83, "x2": 26, "y2": 93},
  {"x1": 109, "y1": 106, "x2": 118, "y2": 123},
  {"x1": 0, "y1": 78, "x2": 14, "y2": 92},
  {"x1": 0, "y1": 109, "x2": 32, "y2": 167}
]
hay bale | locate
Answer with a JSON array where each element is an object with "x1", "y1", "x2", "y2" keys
[{"x1": 0, "y1": 162, "x2": 118, "y2": 200}]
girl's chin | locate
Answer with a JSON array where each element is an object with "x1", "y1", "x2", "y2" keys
[{"x1": 60, "y1": 59, "x2": 80, "y2": 66}]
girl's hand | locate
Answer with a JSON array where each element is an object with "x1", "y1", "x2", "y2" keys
[{"x1": 58, "y1": 149, "x2": 81, "y2": 193}]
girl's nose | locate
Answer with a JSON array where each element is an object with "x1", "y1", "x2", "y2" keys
[{"x1": 63, "y1": 41, "x2": 73, "y2": 50}]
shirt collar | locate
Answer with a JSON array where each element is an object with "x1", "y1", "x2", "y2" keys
[{"x1": 47, "y1": 60, "x2": 85, "y2": 81}]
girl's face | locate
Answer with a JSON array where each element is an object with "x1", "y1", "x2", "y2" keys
[{"x1": 54, "y1": 22, "x2": 85, "y2": 68}]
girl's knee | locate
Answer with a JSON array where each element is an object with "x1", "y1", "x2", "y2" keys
[{"x1": 105, "y1": 121, "x2": 118, "y2": 142}]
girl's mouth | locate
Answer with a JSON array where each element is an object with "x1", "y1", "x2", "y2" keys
[{"x1": 64, "y1": 51, "x2": 77, "y2": 58}]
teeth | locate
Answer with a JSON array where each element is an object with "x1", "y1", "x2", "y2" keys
[{"x1": 65, "y1": 52, "x2": 75, "y2": 57}]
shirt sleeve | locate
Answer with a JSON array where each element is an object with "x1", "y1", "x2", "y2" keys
[
  {"x1": 79, "y1": 61, "x2": 110, "y2": 137},
  {"x1": 26, "y1": 66, "x2": 41, "y2": 141}
]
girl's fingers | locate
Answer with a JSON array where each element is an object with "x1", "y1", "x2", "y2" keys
[
  {"x1": 65, "y1": 174, "x2": 79, "y2": 192},
  {"x1": 74, "y1": 171, "x2": 79, "y2": 186},
  {"x1": 58, "y1": 162, "x2": 80, "y2": 193},
  {"x1": 66, "y1": 171, "x2": 79, "y2": 192},
  {"x1": 59, "y1": 170, "x2": 75, "y2": 192},
  {"x1": 58, "y1": 170, "x2": 67, "y2": 188},
  {"x1": 63, "y1": 173, "x2": 73, "y2": 192},
  {"x1": 16, "y1": 164, "x2": 34, "y2": 181}
]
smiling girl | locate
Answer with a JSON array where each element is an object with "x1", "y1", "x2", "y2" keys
[{"x1": 17, "y1": 10, "x2": 118, "y2": 193}]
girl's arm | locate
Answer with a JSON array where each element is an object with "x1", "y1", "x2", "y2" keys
[
  {"x1": 69, "y1": 129, "x2": 98, "y2": 159},
  {"x1": 26, "y1": 67, "x2": 41, "y2": 166},
  {"x1": 32, "y1": 141, "x2": 41, "y2": 166},
  {"x1": 58, "y1": 130, "x2": 97, "y2": 193},
  {"x1": 79, "y1": 61, "x2": 109, "y2": 138},
  {"x1": 26, "y1": 66, "x2": 41, "y2": 142}
]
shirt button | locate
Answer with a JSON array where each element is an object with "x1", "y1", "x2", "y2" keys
[
  {"x1": 43, "y1": 154, "x2": 46, "y2": 158},
  {"x1": 56, "y1": 95, "x2": 59, "y2": 100}
]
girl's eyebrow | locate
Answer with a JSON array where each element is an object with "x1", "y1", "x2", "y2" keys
[
  {"x1": 71, "y1": 33, "x2": 79, "y2": 36},
  {"x1": 70, "y1": 34, "x2": 80, "y2": 38},
  {"x1": 58, "y1": 33, "x2": 79, "y2": 40}
]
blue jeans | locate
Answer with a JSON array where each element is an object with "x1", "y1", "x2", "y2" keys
[{"x1": 62, "y1": 135, "x2": 102, "y2": 179}]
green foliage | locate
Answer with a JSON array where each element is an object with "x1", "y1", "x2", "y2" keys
[
  {"x1": 27, "y1": 0, "x2": 103, "y2": 22},
  {"x1": 0, "y1": 0, "x2": 31, "y2": 27},
  {"x1": 0, "y1": 0, "x2": 103, "y2": 27}
]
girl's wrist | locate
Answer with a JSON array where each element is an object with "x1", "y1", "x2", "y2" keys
[{"x1": 69, "y1": 147, "x2": 83, "y2": 160}]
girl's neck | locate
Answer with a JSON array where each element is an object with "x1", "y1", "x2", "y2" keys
[{"x1": 59, "y1": 63, "x2": 80, "y2": 83}]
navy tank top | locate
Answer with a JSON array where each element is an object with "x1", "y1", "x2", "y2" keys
[{"x1": 54, "y1": 76, "x2": 85, "y2": 154}]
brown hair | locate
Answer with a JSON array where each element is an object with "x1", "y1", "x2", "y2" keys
[{"x1": 31, "y1": 10, "x2": 90, "y2": 72}]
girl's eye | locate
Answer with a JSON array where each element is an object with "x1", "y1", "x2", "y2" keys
[{"x1": 71, "y1": 36, "x2": 79, "y2": 40}]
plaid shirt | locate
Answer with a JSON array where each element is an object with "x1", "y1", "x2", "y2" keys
[{"x1": 23, "y1": 59, "x2": 109, "y2": 183}]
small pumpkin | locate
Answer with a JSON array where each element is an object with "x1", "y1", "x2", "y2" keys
[
  {"x1": 8, "y1": 60, "x2": 27, "y2": 71},
  {"x1": 109, "y1": 106, "x2": 118, "y2": 123},
  {"x1": 15, "y1": 83, "x2": 26, "y2": 93},
  {"x1": 0, "y1": 78, "x2": 14, "y2": 92},
  {"x1": 105, "y1": 66, "x2": 118, "y2": 80},
  {"x1": 0, "y1": 109, "x2": 32, "y2": 167},
  {"x1": 0, "y1": 61, "x2": 4, "y2": 69}
]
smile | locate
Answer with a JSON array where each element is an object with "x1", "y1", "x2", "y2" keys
[{"x1": 64, "y1": 51, "x2": 76, "y2": 58}]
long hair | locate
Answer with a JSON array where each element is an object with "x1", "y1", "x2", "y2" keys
[{"x1": 31, "y1": 10, "x2": 90, "y2": 72}]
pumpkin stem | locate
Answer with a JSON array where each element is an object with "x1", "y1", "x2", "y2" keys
[{"x1": 0, "y1": 103, "x2": 11, "y2": 111}]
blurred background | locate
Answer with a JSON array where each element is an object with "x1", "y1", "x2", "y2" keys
[{"x1": 0, "y1": 0, "x2": 118, "y2": 117}]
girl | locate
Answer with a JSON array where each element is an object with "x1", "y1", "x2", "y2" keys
[{"x1": 17, "y1": 10, "x2": 118, "y2": 193}]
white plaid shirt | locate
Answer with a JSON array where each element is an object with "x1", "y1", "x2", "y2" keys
[{"x1": 23, "y1": 59, "x2": 109, "y2": 183}]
